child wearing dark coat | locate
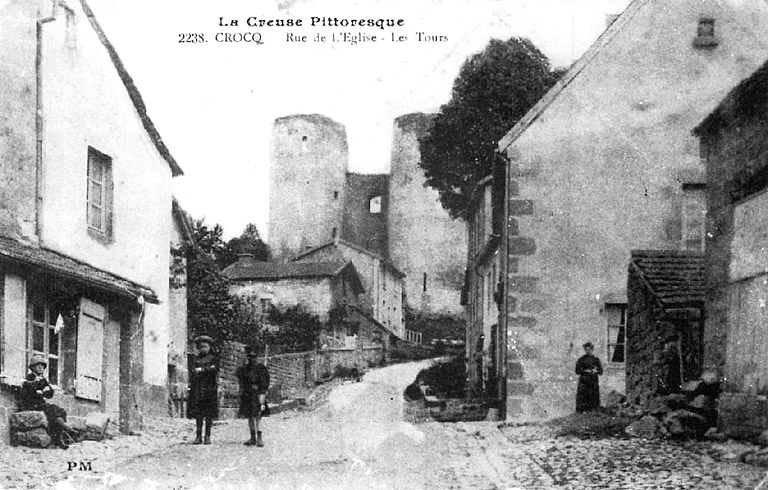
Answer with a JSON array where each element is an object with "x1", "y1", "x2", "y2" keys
[
  {"x1": 236, "y1": 344, "x2": 270, "y2": 447},
  {"x1": 188, "y1": 335, "x2": 219, "y2": 445},
  {"x1": 19, "y1": 355, "x2": 76, "y2": 449}
]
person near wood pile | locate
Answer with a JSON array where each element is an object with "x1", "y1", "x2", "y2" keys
[
  {"x1": 236, "y1": 344, "x2": 270, "y2": 447},
  {"x1": 575, "y1": 341, "x2": 603, "y2": 413},
  {"x1": 19, "y1": 355, "x2": 76, "y2": 449},
  {"x1": 188, "y1": 335, "x2": 219, "y2": 445}
]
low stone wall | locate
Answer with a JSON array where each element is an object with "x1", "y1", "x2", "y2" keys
[{"x1": 217, "y1": 342, "x2": 384, "y2": 418}]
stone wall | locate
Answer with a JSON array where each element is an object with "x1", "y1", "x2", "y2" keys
[
  {"x1": 342, "y1": 173, "x2": 389, "y2": 257},
  {"x1": 216, "y1": 341, "x2": 384, "y2": 418},
  {"x1": 626, "y1": 264, "x2": 660, "y2": 406}
]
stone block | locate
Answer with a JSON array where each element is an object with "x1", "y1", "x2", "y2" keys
[
  {"x1": 508, "y1": 217, "x2": 519, "y2": 236},
  {"x1": 509, "y1": 316, "x2": 536, "y2": 330},
  {"x1": 13, "y1": 428, "x2": 51, "y2": 448},
  {"x1": 9, "y1": 411, "x2": 47, "y2": 431},
  {"x1": 507, "y1": 276, "x2": 538, "y2": 293},
  {"x1": 520, "y1": 299, "x2": 547, "y2": 314},
  {"x1": 508, "y1": 237, "x2": 536, "y2": 256},
  {"x1": 508, "y1": 258, "x2": 519, "y2": 273},
  {"x1": 662, "y1": 410, "x2": 708, "y2": 438},
  {"x1": 507, "y1": 361, "x2": 524, "y2": 380},
  {"x1": 508, "y1": 199, "x2": 534, "y2": 216},
  {"x1": 507, "y1": 381, "x2": 534, "y2": 396}
]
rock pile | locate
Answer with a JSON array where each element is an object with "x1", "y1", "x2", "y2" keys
[
  {"x1": 620, "y1": 373, "x2": 720, "y2": 440},
  {"x1": 9, "y1": 411, "x2": 51, "y2": 448}
]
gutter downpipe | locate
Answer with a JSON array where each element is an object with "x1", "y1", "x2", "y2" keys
[{"x1": 36, "y1": 1, "x2": 59, "y2": 242}]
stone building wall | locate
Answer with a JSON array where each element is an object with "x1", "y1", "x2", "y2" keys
[
  {"x1": 388, "y1": 113, "x2": 466, "y2": 317},
  {"x1": 342, "y1": 173, "x2": 389, "y2": 257},
  {"x1": 268, "y1": 114, "x2": 348, "y2": 259}
]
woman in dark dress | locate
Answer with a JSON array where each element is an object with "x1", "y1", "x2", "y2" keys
[
  {"x1": 188, "y1": 335, "x2": 218, "y2": 445},
  {"x1": 575, "y1": 342, "x2": 603, "y2": 413},
  {"x1": 19, "y1": 355, "x2": 76, "y2": 448}
]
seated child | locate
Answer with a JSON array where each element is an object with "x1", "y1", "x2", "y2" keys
[{"x1": 19, "y1": 355, "x2": 75, "y2": 449}]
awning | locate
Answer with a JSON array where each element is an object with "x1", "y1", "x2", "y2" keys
[{"x1": 0, "y1": 237, "x2": 159, "y2": 304}]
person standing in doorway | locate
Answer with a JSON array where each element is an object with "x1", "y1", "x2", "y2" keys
[
  {"x1": 237, "y1": 344, "x2": 270, "y2": 447},
  {"x1": 188, "y1": 335, "x2": 218, "y2": 445},
  {"x1": 575, "y1": 341, "x2": 603, "y2": 413}
]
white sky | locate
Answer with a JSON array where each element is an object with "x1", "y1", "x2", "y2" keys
[{"x1": 92, "y1": 0, "x2": 631, "y2": 239}]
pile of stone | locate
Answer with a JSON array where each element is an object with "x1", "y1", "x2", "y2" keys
[
  {"x1": 9, "y1": 411, "x2": 52, "y2": 448},
  {"x1": 620, "y1": 372, "x2": 720, "y2": 440},
  {"x1": 9, "y1": 411, "x2": 111, "y2": 448}
]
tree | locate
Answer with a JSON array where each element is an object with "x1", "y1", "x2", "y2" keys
[
  {"x1": 219, "y1": 223, "x2": 270, "y2": 268},
  {"x1": 419, "y1": 37, "x2": 564, "y2": 218}
]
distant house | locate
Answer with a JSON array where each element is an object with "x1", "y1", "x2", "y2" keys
[
  {"x1": 463, "y1": 164, "x2": 505, "y2": 404},
  {"x1": 626, "y1": 250, "x2": 706, "y2": 407},
  {"x1": 293, "y1": 239, "x2": 405, "y2": 338},
  {"x1": 0, "y1": 0, "x2": 183, "y2": 440},
  {"x1": 496, "y1": 0, "x2": 768, "y2": 421},
  {"x1": 694, "y1": 59, "x2": 768, "y2": 438},
  {"x1": 221, "y1": 256, "x2": 364, "y2": 322},
  {"x1": 168, "y1": 199, "x2": 195, "y2": 417},
  {"x1": 222, "y1": 255, "x2": 396, "y2": 352}
]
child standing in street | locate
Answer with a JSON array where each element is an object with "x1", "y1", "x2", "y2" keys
[
  {"x1": 188, "y1": 335, "x2": 219, "y2": 445},
  {"x1": 20, "y1": 355, "x2": 76, "y2": 449},
  {"x1": 236, "y1": 344, "x2": 270, "y2": 447}
]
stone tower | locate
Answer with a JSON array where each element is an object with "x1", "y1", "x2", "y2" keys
[
  {"x1": 268, "y1": 114, "x2": 348, "y2": 259},
  {"x1": 388, "y1": 113, "x2": 467, "y2": 316}
]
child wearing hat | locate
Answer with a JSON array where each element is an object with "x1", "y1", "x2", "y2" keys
[
  {"x1": 188, "y1": 335, "x2": 219, "y2": 445},
  {"x1": 236, "y1": 344, "x2": 270, "y2": 447},
  {"x1": 19, "y1": 355, "x2": 76, "y2": 448}
]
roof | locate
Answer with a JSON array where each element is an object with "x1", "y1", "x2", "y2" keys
[
  {"x1": 0, "y1": 237, "x2": 158, "y2": 303},
  {"x1": 498, "y1": 0, "x2": 646, "y2": 151},
  {"x1": 78, "y1": 0, "x2": 183, "y2": 177},
  {"x1": 346, "y1": 304, "x2": 401, "y2": 340},
  {"x1": 293, "y1": 240, "x2": 405, "y2": 278},
  {"x1": 221, "y1": 256, "x2": 365, "y2": 294},
  {"x1": 172, "y1": 198, "x2": 196, "y2": 246},
  {"x1": 629, "y1": 250, "x2": 706, "y2": 305},
  {"x1": 694, "y1": 58, "x2": 768, "y2": 136}
]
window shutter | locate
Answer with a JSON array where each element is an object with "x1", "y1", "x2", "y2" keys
[
  {"x1": 2, "y1": 274, "x2": 27, "y2": 384},
  {"x1": 76, "y1": 298, "x2": 104, "y2": 401}
]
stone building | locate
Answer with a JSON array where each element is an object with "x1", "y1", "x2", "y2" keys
[
  {"x1": 694, "y1": 59, "x2": 768, "y2": 438},
  {"x1": 496, "y1": 0, "x2": 768, "y2": 420},
  {"x1": 626, "y1": 250, "x2": 706, "y2": 408},
  {"x1": 388, "y1": 113, "x2": 467, "y2": 318},
  {"x1": 293, "y1": 240, "x2": 405, "y2": 337},
  {"x1": 268, "y1": 112, "x2": 467, "y2": 323},
  {"x1": 0, "y1": 0, "x2": 183, "y2": 440},
  {"x1": 463, "y1": 165, "x2": 506, "y2": 405},
  {"x1": 268, "y1": 114, "x2": 348, "y2": 260}
]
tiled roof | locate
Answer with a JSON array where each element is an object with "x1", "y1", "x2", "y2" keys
[
  {"x1": 223, "y1": 256, "x2": 344, "y2": 280},
  {"x1": 630, "y1": 250, "x2": 706, "y2": 305},
  {"x1": 293, "y1": 240, "x2": 405, "y2": 278},
  {"x1": 0, "y1": 237, "x2": 158, "y2": 303}
]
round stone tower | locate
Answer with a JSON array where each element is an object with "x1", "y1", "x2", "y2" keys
[
  {"x1": 268, "y1": 114, "x2": 348, "y2": 260},
  {"x1": 388, "y1": 113, "x2": 467, "y2": 316}
]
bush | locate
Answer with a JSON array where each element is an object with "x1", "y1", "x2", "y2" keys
[{"x1": 416, "y1": 355, "x2": 467, "y2": 398}]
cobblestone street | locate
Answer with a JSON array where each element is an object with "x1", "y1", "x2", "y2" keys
[{"x1": 1, "y1": 361, "x2": 767, "y2": 489}]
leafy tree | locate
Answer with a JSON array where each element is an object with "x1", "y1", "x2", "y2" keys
[
  {"x1": 219, "y1": 223, "x2": 270, "y2": 268},
  {"x1": 419, "y1": 37, "x2": 564, "y2": 218},
  {"x1": 186, "y1": 253, "x2": 234, "y2": 342},
  {"x1": 192, "y1": 219, "x2": 227, "y2": 262}
]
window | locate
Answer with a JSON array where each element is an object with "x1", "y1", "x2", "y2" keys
[
  {"x1": 606, "y1": 304, "x2": 627, "y2": 363},
  {"x1": 301, "y1": 135, "x2": 308, "y2": 152},
  {"x1": 681, "y1": 184, "x2": 706, "y2": 251},
  {"x1": 369, "y1": 195, "x2": 382, "y2": 214},
  {"x1": 86, "y1": 147, "x2": 113, "y2": 241},
  {"x1": 332, "y1": 227, "x2": 337, "y2": 240},
  {"x1": 423, "y1": 272, "x2": 428, "y2": 292},
  {"x1": 28, "y1": 295, "x2": 62, "y2": 386},
  {"x1": 694, "y1": 18, "x2": 718, "y2": 47},
  {"x1": 333, "y1": 191, "x2": 339, "y2": 200}
]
